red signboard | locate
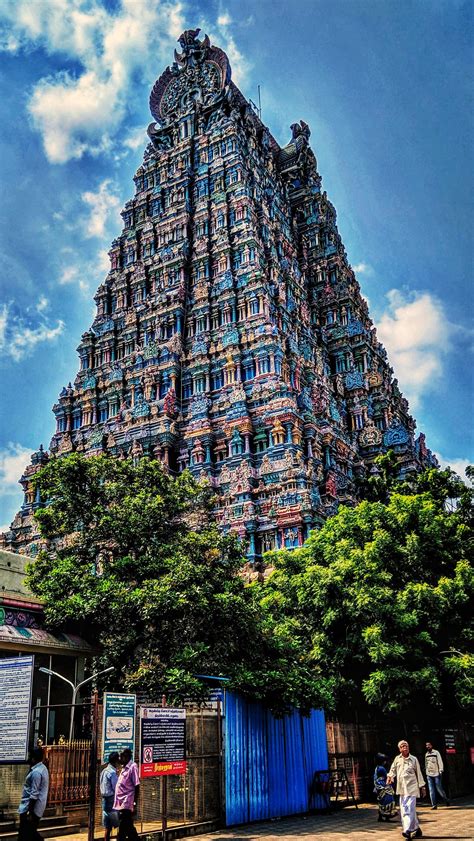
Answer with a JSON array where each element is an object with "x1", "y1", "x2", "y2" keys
[
  {"x1": 141, "y1": 760, "x2": 187, "y2": 777},
  {"x1": 140, "y1": 708, "x2": 187, "y2": 777}
]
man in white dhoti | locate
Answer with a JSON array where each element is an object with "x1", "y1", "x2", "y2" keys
[{"x1": 387, "y1": 740, "x2": 426, "y2": 839}]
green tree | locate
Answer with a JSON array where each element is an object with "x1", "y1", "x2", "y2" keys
[
  {"x1": 357, "y1": 450, "x2": 473, "y2": 517},
  {"x1": 27, "y1": 453, "x2": 327, "y2": 713},
  {"x1": 261, "y1": 489, "x2": 474, "y2": 713},
  {"x1": 356, "y1": 449, "x2": 401, "y2": 502}
]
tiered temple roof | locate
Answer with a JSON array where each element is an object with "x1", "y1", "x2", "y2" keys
[{"x1": 2, "y1": 29, "x2": 437, "y2": 560}]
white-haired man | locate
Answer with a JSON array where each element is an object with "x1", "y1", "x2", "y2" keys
[{"x1": 387, "y1": 739, "x2": 426, "y2": 839}]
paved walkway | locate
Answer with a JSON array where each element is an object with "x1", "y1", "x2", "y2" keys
[{"x1": 195, "y1": 799, "x2": 473, "y2": 841}]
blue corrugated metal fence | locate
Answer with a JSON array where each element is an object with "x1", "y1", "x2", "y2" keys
[{"x1": 225, "y1": 692, "x2": 328, "y2": 825}]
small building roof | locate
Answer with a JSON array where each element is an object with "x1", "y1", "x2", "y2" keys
[
  {"x1": 0, "y1": 624, "x2": 95, "y2": 655},
  {"x1": 0, "y1": 549, "x2": 95, "y2": 656}
]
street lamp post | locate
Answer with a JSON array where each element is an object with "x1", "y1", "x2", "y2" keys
[{"x1": 39, "y1": 666, "x2": 114, "y2": 741}]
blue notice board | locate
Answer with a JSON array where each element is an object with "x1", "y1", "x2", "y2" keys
[{"x1": 102, "y1": 692, "x2": 136, "y2": 761}]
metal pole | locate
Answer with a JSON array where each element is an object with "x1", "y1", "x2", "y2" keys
[
  {"x1": 87, "y1": 690, "x2": 99, "y2": 841},
  {"x1": 38, "y1": 667, "x2": 113, "y2": 742},
  {"x1": 217, "y1": 697, "x2": 224, "y2": 827},
  {"x1": 161, "y1": 695, "x2": 167, "y2": 841},
  {"x1": 70, "y1": 687, "x2": 78, "y2": 743},
  {"x1": 39, "y1": 668, "x2": 76, "y2": 743},
  {"x1": 70, "y1": 668, "x2": 115, "y2": 741},
  {"x1": 45, "y1": 656, "x2": 52, "y2": 744}
]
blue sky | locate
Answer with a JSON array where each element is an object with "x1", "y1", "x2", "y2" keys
[{"x1": 0, "y1": 0, "x2": 473, "y2": 530}]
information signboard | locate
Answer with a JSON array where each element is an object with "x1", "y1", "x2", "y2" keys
[
  {"x1": 0, "y1": 656, "x2": 34, "y2": 763},
  {"x1": 102, "y1": 692, "x2": 136, "y2": 762},
  {"x1": 444, "y1": 729, "x2": 456, "y2": 755},
  {"x1": 207, "y1": 688, "x2": 224, "y2": 710},
  {"x1": 140, "y1": 708, "x2": 186, "y2": 777}
]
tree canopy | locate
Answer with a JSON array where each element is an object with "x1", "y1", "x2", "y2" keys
[
  {"x1": 28, "y1": 452, "x2": 473, "y2": 715},
  {"x1": 27, "y1": 454, "x2": 328, "y2": 712},
  {"x1": 260, "y1": 473, "x2": 473, "y2": 714}
]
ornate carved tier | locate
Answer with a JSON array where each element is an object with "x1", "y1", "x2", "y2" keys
[{"x1": 2, "y1": 30, "x2": 437, "y2": 560}]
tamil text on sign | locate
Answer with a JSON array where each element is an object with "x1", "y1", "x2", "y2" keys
[
  {"x1": 102, "y1": 692, "x2": 136, "y2": 761},
  {"x1": 0, "y1": 656, "x2": 34, "y2": 763},
  {"x1": 444, "y1": 729, "x2": 456, "y2": 755},
  {"x1": 140, "y1": 708, "x2": 186, "y2": 777}
]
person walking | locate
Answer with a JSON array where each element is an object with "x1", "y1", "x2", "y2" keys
[
  {"x1": 100, "y1": 752, "x2": 120, "y2": 841},
  {"x1": 17, "y1": 747, "x2": 49, "y2": 841},
  {"x1": 387, "y1": 739, "x2": 426, "y2": 839},
  {"x1": 113, "y1": 749, "x2": 140, "y2": 841},
  {"x1": 425, "y1": 741, "x2": 450, "y2": 809}
]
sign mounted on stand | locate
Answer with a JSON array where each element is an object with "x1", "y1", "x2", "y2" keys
[
  {"x1": 0, "y1": 655, "x2": 34, "y2": 763},
  {"x1": 207, "y1": 688, "x2": 224, "y2": 710},
  {"x1": 102, "y1": 692, "x2": 136, "y2": 761},
  {"x1": 140, "y1": 707, "x2": 186, "y2": 777},
  {"x1": 444, "y1": 729, "x2": 456, "y2": 755}
]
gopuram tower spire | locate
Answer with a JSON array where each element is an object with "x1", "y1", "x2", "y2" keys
[{"x1": 2, "y1": 29, "x2": 437, "y2": 560}]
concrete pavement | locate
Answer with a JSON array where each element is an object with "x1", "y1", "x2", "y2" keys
[{"x1": 194, "y1": 799, "x2": 473, "y2": 841}]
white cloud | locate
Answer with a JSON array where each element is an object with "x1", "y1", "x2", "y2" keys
[
  {"x1": 54, "y1": 184, "x2": 121, "y2": 290},
  {"x1": 434, "y1": 454, "x2": 472, "y2": 483},
  {"x1": 0, "y1": 0, "x2": 185, "y2": 163},
  {"x1": 377, "y1": 289, "x2": 451, "y2": 408},
  {"x1": 28, "y1": 70, "x2": 117, "y2": 163},
  {"x1": 58, "y1": 253, "x2": 105, "y2": 294},
  {"x1": 0, "y1": 443, "x2": 36, "y2": 533},
  {"x1": 123, "y1": 126, "x2": 147, "y2": 151},
  {"x1": 0, "y1": 302, "x2": 64, "y2": 362},
  {"x1": 81, "y1": 179, "x2": 121, "y2": 238},
  {"x1": 1, "y1": 1, "x2": 254, "y2": 161},
  {"x1": 0, "y1": 303, "x2": 7, "y2": 347},
  {"x1": 97, "y1": 249, "x2": 111, "y2": 273},
  {"x1": 59, "y1": 265, "x2": 79, "y2": 285},
  {"x1": 216, "y1": 31, "x2": 250, "y2": 88},
  {"x1": 0, "y1": 443, "x2": 33, "y2": 498},
  {"x1": 36, "y1": 295, "x2": 49, "y2": 312},
  {"x1": 201, "y1": 12, "x2": 251, "y2": 88},
  {"x1": 353, "y1": 262, "x2": 374, "y2": 275}
]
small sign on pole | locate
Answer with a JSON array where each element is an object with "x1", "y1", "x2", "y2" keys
[
  {"x1": 139, "y1": 707, "x2": 186, "y2": 777},
  {"x1": 0, "y1": 656, "x2": 34, "y2": 763},
  {"x1": 444, "y1": 729, "x2": 456, "y2": 755},
  {"x1": 102, "y1": 692, "x2": 136, "y2": 761},
  {"x1": 207, "y1": 688, "x2": 224, "y2": 710}
]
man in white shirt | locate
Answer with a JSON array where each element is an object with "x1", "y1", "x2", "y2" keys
[
  {"x1": 387, "y1": 739, "x2": 426, "y2": 839},
  {"x1": 425, "y1": 741, "x2": 449, "y2": 809},
  {"x1": 18, "y1": 747, "x2": 49, "y2": 841}
]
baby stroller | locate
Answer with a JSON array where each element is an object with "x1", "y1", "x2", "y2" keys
[{"x1": 374, "y1": 753, "x2": 397, "y2": 822}]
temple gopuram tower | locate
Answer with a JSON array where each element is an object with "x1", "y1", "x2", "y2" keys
[{"x1": 2, "y1": 30, "x2": 437, "y2": 560}]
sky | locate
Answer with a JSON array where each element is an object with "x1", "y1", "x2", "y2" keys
[{"x1": 0, "y1": 0, "x2": 473, "y2": 531}]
